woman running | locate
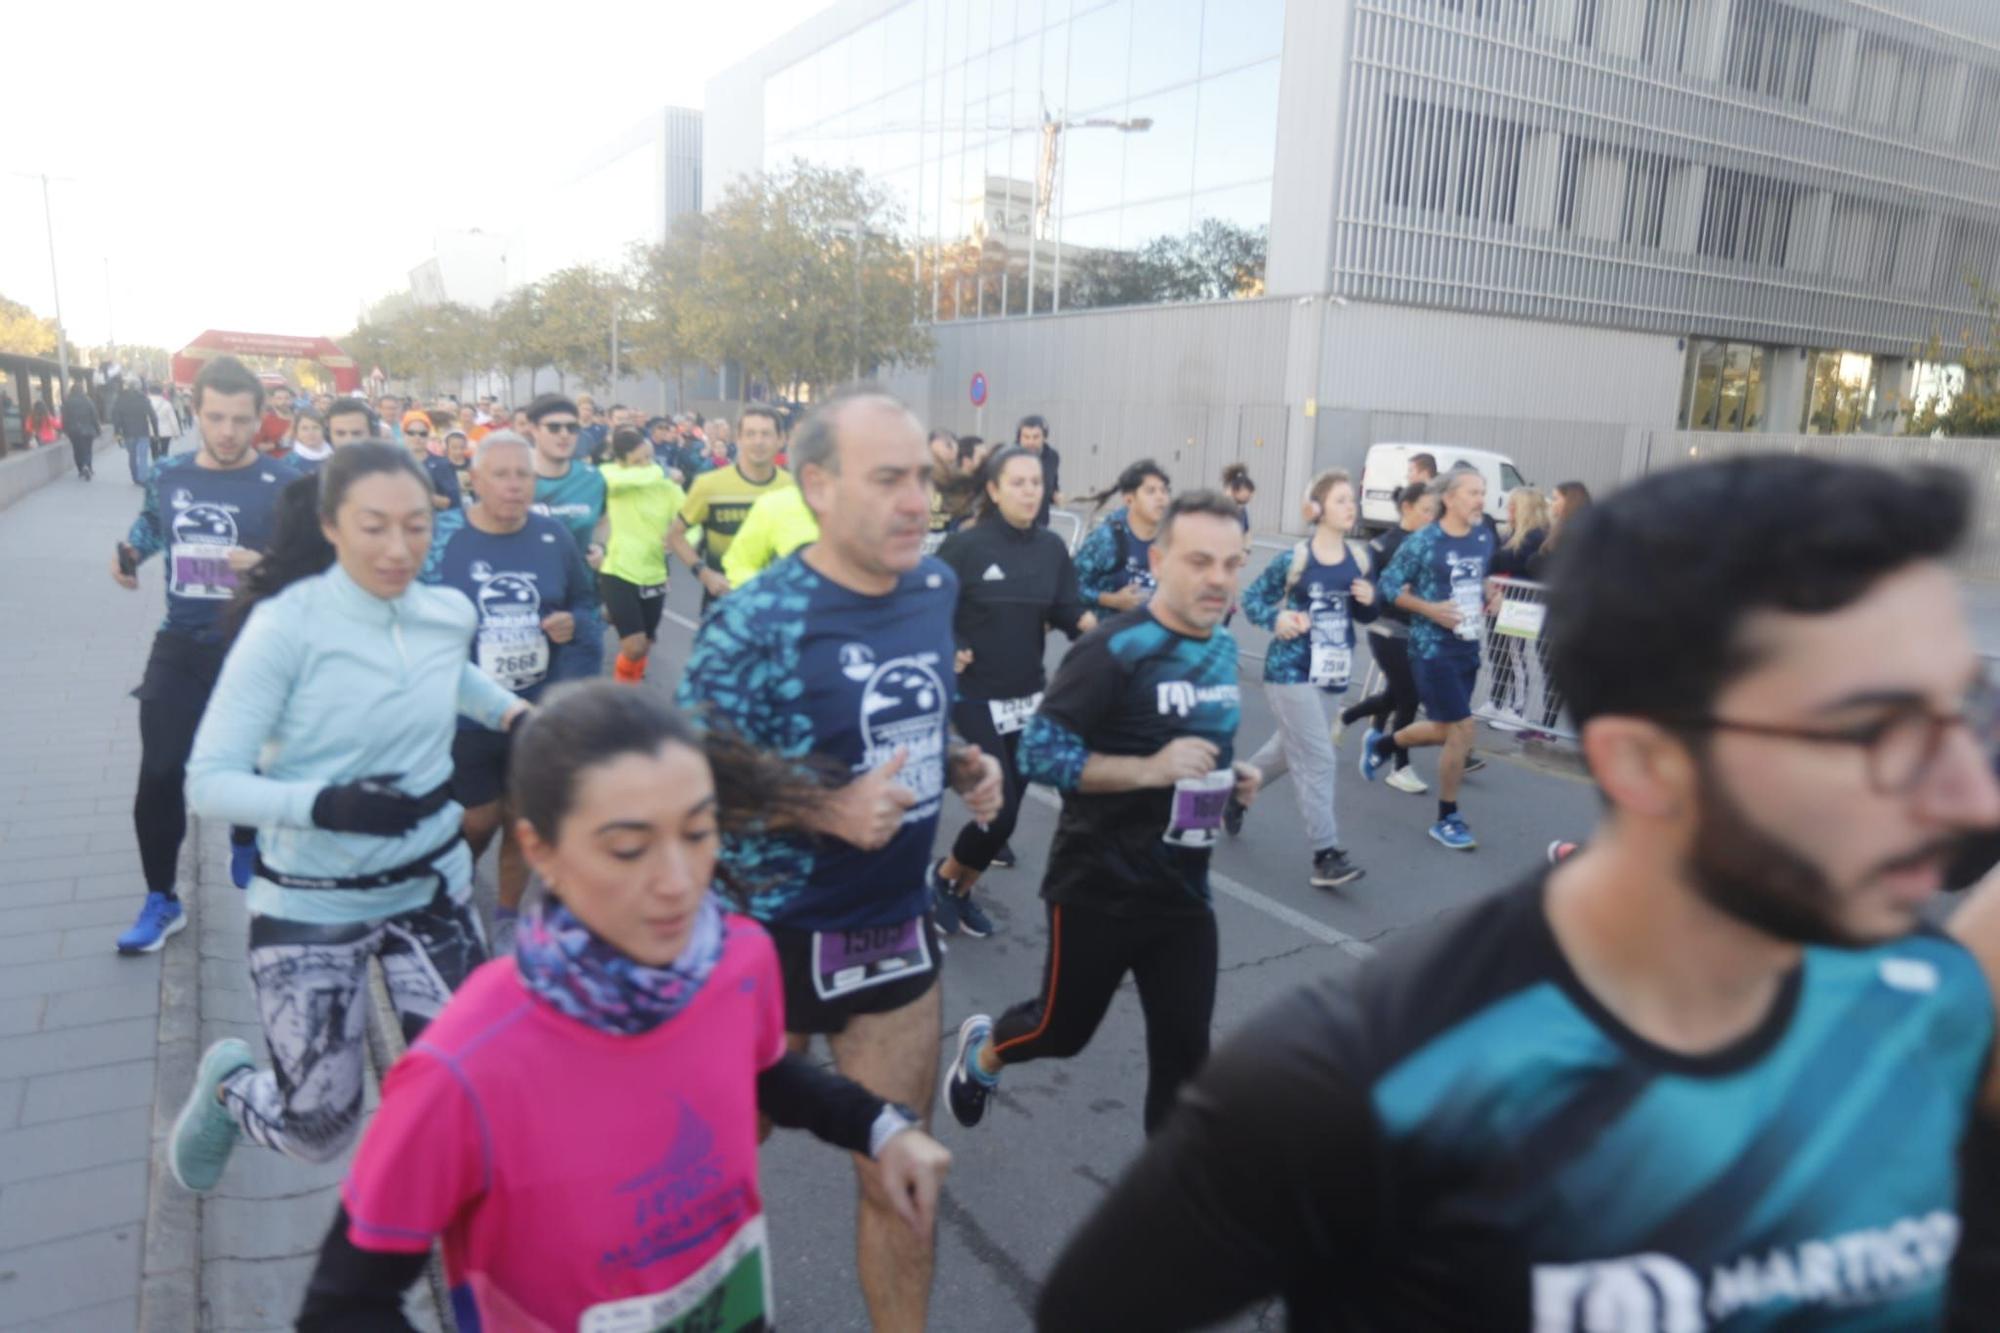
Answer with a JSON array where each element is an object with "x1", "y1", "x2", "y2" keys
[
  {"x1": 930, "y1": 447, "x2": 1095, "y2": 937},
  {"x1": 166, "y1": 442, "x2": 528, "y2": 1193},
  {"x1": 295, "y1": 682, "x2": 952, "y2": 1331},
  {"x1": 599, "y1": 426, "x2": 688, "y2": 684},
  {"x1": 1235, "y1": 469, "x2": 1379, "y2": 889},
  {"x1": 1336, "y1": 481, "x2": 1437, "y2": 795},
  {"x1": 1073, "y1": 459, "x2": 1171, "y2": 612}
]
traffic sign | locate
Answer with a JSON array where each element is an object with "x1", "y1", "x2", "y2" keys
[{"x1": 970, "y1": 372, "x2": 988, "y2": 407}]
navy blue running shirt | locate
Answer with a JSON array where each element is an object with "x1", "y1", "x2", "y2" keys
[
  {"x1": 422, "y1": 509, "x2": 596, "y2": 713},
  {"x1": 676, "y1": 552, "x2": 959, "y2": 931},
  {"x1": 126, "y1": 452, "x2": 296, "y2": 643}
]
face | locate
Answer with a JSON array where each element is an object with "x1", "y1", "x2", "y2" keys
[
  {"x1": 471, "y1": 442, "x2": 535, "y2": 522},
  {"x1": 1403, "y1": 492, "x2": 1440, "y2": 529},
  {"x1": 711, "y1": 422, "x2": 730, "y2": 443},
  {"x1": 1316, "y1": 481, "x2": 1357, "y2": 533},
  {"x1": 459, "y1": 406, "x2": 477, "y2": 426},
  {"x1": 446, "y1": 434, "x2": 470, "y2": 466},
  {"x1": 511, "y1": 409, "x2": 530, "y2": 434},
  {"x1": 929, "y1": 435, "x2": 958, "y2": 472},
  {"x1": 1406, "y1": 461, "x2": 1434, "y2": 486},
  {"x1": 402, "y1": 419, "x2": 433, "y2": 456},
  {"x1": 1018, "y1": 424, "x2": 1046, "y2": 452},
  {"x1": 578, "y1": 400, "x2": 597, "y2": 424},
  {"x1": 989, "y1": 456, "x2": 1044, "y2": 528},
  {"x1": 1444, "y1": 475, "x2": 1487, "y2": 525},
  {"x1": 738, "y1": 415, "x2": 781, "y2": 468},
  {"x1": 314, "y1": 394, "x2": 332, "y2": 414},
  {"x1": 802, "y1": 399, "x2": 931, "y2": 575},
  {"x1": 1551, "y1": 490, "x2": 1569, "y2": 523},
  {"x1": 532, "y1": 411, "x2": 580, "y2": 465},
  {"x1": 619, "y1": 441, "x2": 656, "y2": 469},
  {"x1": 271, "y1": 388, "x2": 293, "y2": 412},
  {"x1": 324, "y1": 470, "x2": 433, "y2": 600},
  {"x1": 1128, "y1": 475, "x2": 1171, "y2": 527},
  {"x1": 327, "y1": 410, "x2": 371, "y2": 446},
  {"x1": 609, "y1": 408, "x2": 628, "y2": 430},
  {"x1": 1673, "y1": 563, "x2": 2000, "y2": 945},
  {"x1": 294, "y1": 417, "x2": 325, "y2": 448},
  {"x1": 1227, "y1": 482, "x2": 1254, "y2": 509},
  {"x1": 518, "y1": 742, "x2": 717, "y2": 966},
  {"x1": 651, "y1": 423, "x2": 674, "y2": 444},
  {"x1": 195, "y1": 389, "x2": 260, "y2": 465},
  {"x1": 377, "y1": 397, "x2": 400, "y2": 421},
  {"x1": 1150, "y1": 512, "x2": 1248, "y2": 632}
]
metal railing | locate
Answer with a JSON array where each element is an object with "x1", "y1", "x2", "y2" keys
[{"x1": 1470, "y1": 578, "x2": 1575, "y2": 742}]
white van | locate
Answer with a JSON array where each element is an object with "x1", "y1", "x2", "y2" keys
[{"x1": 1358, "y1": 443, "x2": 1527, "y2": 532}]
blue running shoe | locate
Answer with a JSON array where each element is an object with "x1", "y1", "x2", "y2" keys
[
  {"x1": 1428, "y1": 815, "x2": 1478, "y2": 852},
  {"x1": 116, "y1": 892, "x2": 186, "y2": 955},
  {"x1": 229, "y1": 839, "x2": 255, "y2": 890},
  {"x1": 943, "y1": 1014, "x2": 998, "y2": 1129},
  {"x1": 930, "y1": 863, "x2": 963, "y2": 937},
  {"x1": 1359, "y1": 728, "x2": 1390, "y2": 783},
  {"x1": 169, "y1": 1038, "x2": 254, "y2": 1192},
  {"x1": 955, "y1": 892, "x2": 995, "y2": 939}
]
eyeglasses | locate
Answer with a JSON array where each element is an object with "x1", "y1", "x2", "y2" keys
[
  {"x1": 540, "y1": 421, "x2": 581, "y2": 434},
  {"x1": 1672, "y1": 678, "x2": 2000, "y2": 796},
  {"x1": 405, "y1": 427, "x2": 431, "y2": 438}
]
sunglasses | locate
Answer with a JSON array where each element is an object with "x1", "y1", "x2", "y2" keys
[
  {"x1": 406, "y1": 427, "x2": 432, "y2": 438},
  {"x1": 541, "y1": 421, "x2": 582, "y2": 434}
]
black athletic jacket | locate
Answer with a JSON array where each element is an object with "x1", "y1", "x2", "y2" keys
[{"x1": 936, "y1": 512, "x2": 1091, "y2": 701}]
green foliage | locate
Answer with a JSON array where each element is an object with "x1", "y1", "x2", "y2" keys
[
  {"x1": 1065, "y1": 220, "x2": 1269, "y2": 311},
  {"x1": 0, "y1": 293, "x2": 62, "y2": 359},
  {"x1": 1906, "y1": 278, "x2": 2000, "y2": 438}
]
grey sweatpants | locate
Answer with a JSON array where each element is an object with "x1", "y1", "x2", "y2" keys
[{"x1": 1245, "y1": 682, "x2": 1343, "y2": 853}]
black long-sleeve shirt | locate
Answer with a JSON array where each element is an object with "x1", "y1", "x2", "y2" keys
[{"x1": 936, "y1": 512, "x2": 1091, "y2": 701}]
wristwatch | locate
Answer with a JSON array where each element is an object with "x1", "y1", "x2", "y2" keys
[{"x1": 869, "y1": 1101, "x2": 921, "y2": 1158}]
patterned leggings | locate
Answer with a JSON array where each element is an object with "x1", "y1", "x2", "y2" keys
[{"x1": 219, "y1": 888, "x2": 485, "y2": 1163}]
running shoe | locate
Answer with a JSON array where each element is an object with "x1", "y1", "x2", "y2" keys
[
  {"x1": 955, "y1": 892, "x2": 995, "y2": 939},
  {"x1": 1310, "y1": 848, "x2": 1365, "y2": 888},
  {"x1": 1359, "y1": 728, "x2": 1391, "y2": 783},
  {"x1": 1486, "y1": 706, "x2": 1526, "y2": 734},
  {"x1": 1547, "y1": 840, "x2": 1581, "y2": 865},
  {"x1": 1385, "y1": 766, "x2": 1429, "y2": 795},
  {"x1": 991, "y1": 844, "x2": 1017, "y2": 869},
  {"x1": 1428, "y1": 815, "x2": 1478, "y2": 852},
  {"x1": 169, "y1": 1038, "x2": 254, "y2": 1192},
  {"x1": 930, "y1": 864, "x2": 963, "y2": 937},
  {"x1": 1222, "y1": 797, "x2": 1246, "y2": 837},
  {"x1": 943, "y1": 1014, "x2": 998, "y2": 1129},
  {"x1": 229, "y1": 839, "x2": 255, "y2": 891},
  {"x1": 1463, "y1": 754, "x2": 1488, "y2": 776},
  {"x1": 116, "y1": 892, "x2": 186, "y2": 955}
]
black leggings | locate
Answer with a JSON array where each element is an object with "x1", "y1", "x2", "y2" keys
[
  {"x1": 133, "y1": 633, "x2": 226, "y2": 899},
  {"x1": 1341, "y1": 633, "x2": 1420, "y2": 766},
  {"x1": 69, "y1": 434, "x2": 94, "y2": 473},
  {"x1": 948, "y1": 696, "x2": 1027, "y2": 872},
  {"x1": 991, "y1": 901, "x2": 1218, "y2": 1135}
]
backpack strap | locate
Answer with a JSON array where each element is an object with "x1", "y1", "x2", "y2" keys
[
  {"x1": 1281, "y1": 540, "x2": 1311, "y2": 599},
  {"x1": 1348, "y1": 538, "x2": 1372, "y2": 577}
]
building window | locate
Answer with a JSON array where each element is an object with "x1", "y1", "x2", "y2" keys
[
  {"x1": 1804, "y1": 350, "x2": 1877, "y2": 434},
  {"x1": 1723, "y1": 0, "x2": 1828, "y2": 104},
  {"x1": 1381, "y1": 96, "x2": 1524, "y2": 226},
  {"x1": 1679, "y1": 339, "x2": 1768, "y2": 430},
  {"x1": 1697, "y1": 167, "x2": 1796, "y2": 267}
]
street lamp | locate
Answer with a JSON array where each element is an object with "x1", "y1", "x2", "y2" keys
[{"x1": 14, "y1": 172, "x2": 75, "y2": 389}]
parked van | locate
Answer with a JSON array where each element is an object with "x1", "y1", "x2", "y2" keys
[{"x1": 1358, "y1": 443, "x2": 1527, "y2": 531}]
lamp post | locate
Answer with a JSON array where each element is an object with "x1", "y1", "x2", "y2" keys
[{"x1": 18, "y1": 173, "x2": 75, "y2": 389}]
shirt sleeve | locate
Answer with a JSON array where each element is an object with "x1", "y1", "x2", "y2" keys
[
  {"x1": 1240, "y1": 548, "x2": 1293, "y2": 631},
  {"x1": 127, "y1": 465, "x2": 168, "y2": 560},
  {"x1": 1379, "y1": 525, "x2": 1430, "y2": 603},
  {"x1": 1036, "y1": 983, "x2": 1382, "y2": 1331},
  {"x1": 457, "y1": 661, "x2": 517, "y2": 731},
  {"x1": 721, "y1": 498, "x2": 774, "y2": 586},
  {"x1": 1073, "y1": 523, "x2": 1118, "y2": 602},
  {"x1": 341, "y1": 1050, "x2": 488, "y2": 1256},
  {"x1": 679, "y1": 474, "x2": 710, "y2": 527},
  {"x1": 418, "y1": 510, "x2": 465, "y2": 585},
  {"x1": 185, "y1": 602, "x2": 327, "y2": 828},
  {"x1": 675, "y1": 594, "x2": 800, "y2": 755},
  {"x1": 1019, "y1": 633, "x2": 1122, "y2": 791},
  {"x1": 547, "y1": 522, "x2": 601, "y2": 686}
]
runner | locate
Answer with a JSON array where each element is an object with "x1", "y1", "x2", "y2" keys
[
  {"x1": 324, "y1": 398, "x2": 373, "y2": 448},
  {"x1": 574, "y1": 392, "x2": 606, "y2": 463},
  {"x1": 374, "y1": 394, "x2": 404, "y2": 445},
  {"x1": 1074, "y1": 459, "x2": 1170, "y2": 613},
  {"x1": 166, "y1": 442, "x2": 529, "y2": 1192},
  {"x1": 524, "y1": 393, "x2": 608, "y2": 572},
  {"x1": 1015, "y1": 414, "x2": 1060, "y2": 527},
  {"x1": 930, "y1": 445, "x2": 1095, "y2": 938},
  {"x1": 443, "y1": 427, "x2": 473, "y2": 497},
  {"x1": 257, "y1": 384, "x2": 295, "y2": 456},
  {"x1": 110, "y1": 357, "x2": 296, "y2": 954},
  {"x1": 400, "y1": 410, "x2": 460, "y2": 511},
  {"x1": 675, "y1": 387, "x2": 1002, "y2": 1332},
  {"x1": 597, "y1": 426, "x2": 687, "y2": 685},
  {"x1": 720, "y1": 482, "x2": 819, "y2": 587},
  {"x1": 942, "y1": 490, "x2": 1259, "y2": 1137},
  {"x1": 1036, "y1": 455, "x2": 2000, "y2": 1330},
  {"x1": 294, "y1": 682, "x2": 954, "y2": 1331},
  {"x1": 286, "y1": 410, "x2": 332, "y2": 474},
  {"x1": 1232, "y1": 469, "x2": 1376, "y2": 889},
  {"x1": 423, "y1": 431, "x2": 598, "y2": 950},
  {"x1": 1360, "y1": 467, "x2": 1495, "y2": 850},
  {"x1": 669, "y1": 405, "x2": 794, "y2": 610},
  {"x1": 1220, "y1": 462, "x2": 1256, "y2": 525},
  {"x1": 1336, "y1": 481, "x2": 1439, "y2": 795}
]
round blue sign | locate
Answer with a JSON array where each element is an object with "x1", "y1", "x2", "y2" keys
[{"x1": 970, "y1": 372, "x2": 988, "y2": 407}]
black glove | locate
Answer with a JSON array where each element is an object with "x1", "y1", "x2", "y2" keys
[{"x1": 311, "y1": 774, "x2": 426, "y2": 836}]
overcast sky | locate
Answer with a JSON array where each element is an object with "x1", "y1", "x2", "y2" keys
[{"x1": 1, "y1": 0, "x2": 832, "y2": 349}]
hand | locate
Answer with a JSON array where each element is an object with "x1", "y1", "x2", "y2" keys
[
  {"x1": 540, "y1": 611, "x2": 576, "y2": 644},
  {"x1": 1148, "y1": 736, "x2": 1220, "y2": 787},
  {"x1": 500, "y1": 702, "x2": 533, "y2": 733},
  {"x1": 586, "y1": 544, "x2": 605, "y2": 571},
  {"x1": 832, "y1": 749, "x2": 919, "y2": 850},
  {"x1": 875, "y1": 1128, "x2": 952, "y2": 1236},
  {"x1": 954, "y1": 648, "x2": 973, "y2": 674},
  {"x1": 1428, "y1": 600, "x2": 1463, "y2": 630},
  {"x1": 1101, "y1": 584, "x2": 1144, "y2": 612},
  {"x1": 699, "y1": 567, "x2": 731, "y2": 599},
  {"x1": 1077, "y1": 611, "x2": 1098, "y2": 633},
  {"x1": 1273, "y1": 610, "x2": 1311, "y2": 641},
  {"x1": 951, "y1": 747, "x2": 1004, "y2": 824},
  {"x1": 1231, "y1": 761, "x2": 1262, "y2": 808},
  {"x1": 225, "y1": 547, "x2": 262, "y2": 575},
  {"x1": 1351, "y1": 578, "x2": 1376, "y2": 607},
  {"x1": 311, "y1": 774, "x2": 427, "y2": 836},
  {"x1": 111, "y1": 544, "x2": 138, "y2": 590}
]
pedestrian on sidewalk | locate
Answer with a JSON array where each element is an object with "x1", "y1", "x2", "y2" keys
[
  {"x1": 112, "y1": 376, "x2": 159, "y2": 485},
  {"x1": 148, "y1": 381, "x2": 183, "y2": 460},
  {"x1": 166, "y1": 442, "x2": 529, "y2": 1193},
  {"x1": 62, "y1": 378, "x2": 99, "y2": 479}
]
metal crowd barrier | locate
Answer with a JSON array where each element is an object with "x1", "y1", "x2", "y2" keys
[
  {"x1": 1049, "y1": 509, "x2": 1083, "y2": 554},
  {"x1": 1471, "y1": 578, "x2": 1575, "y2": 741}
]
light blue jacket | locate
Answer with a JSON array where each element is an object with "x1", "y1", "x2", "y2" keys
[{"x1": 186, "y1": 564, "x2": 517, "y2": 925}]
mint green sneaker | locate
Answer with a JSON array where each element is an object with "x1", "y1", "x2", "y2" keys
[{"x1": 169, "y1": 1038, "x2": 254, "y2": 1192}]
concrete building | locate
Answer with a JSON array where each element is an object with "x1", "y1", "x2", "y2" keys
[
  {"x1": 409, "y1": 228, "x2": 511, "y2": 309},
  {"x1": 513, "y1": 106, "x2": 705, "y2": 285},
  {"x1": 705, "y1": 0, "x2": 2000, "y2": 529}
]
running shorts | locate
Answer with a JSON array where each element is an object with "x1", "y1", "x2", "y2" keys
[
  {"x1": 766, "y1": 910, "x2": 944, "y2": 1035},
  {"x1": 449, "y1": 727, "x2": 513, "y2": 809},
  {"x1": 599, "y1": 572, "x2": 666, "y2": 642},
  {"x1": 1412, "y1": 651, "x2": 1481, "y2": 724}
]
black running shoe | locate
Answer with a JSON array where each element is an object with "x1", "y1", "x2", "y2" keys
[
  {"x1": 1223, "y1": 797, "x2": 1245, "y2": 837},
  {"x1": 991, "y1": 843, "x2": 1017, "y2": 869},
  {"x1": 943, "y1": 1014, "x2": 998, "y2": 1128},
  {"x1": 1310, "y1": 848, "x2": 1365, "y2": 889}
]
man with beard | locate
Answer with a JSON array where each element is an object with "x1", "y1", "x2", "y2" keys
[{"x1": 1037, "y1": 456, "x2": 2000, "y2": 1332}]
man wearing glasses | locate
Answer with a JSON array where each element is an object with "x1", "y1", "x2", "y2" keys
[
  {"x1": 1037, "y1": 456, "x2": 2000, "y2": 1331},
  {"x1": 401, "y1": 411, "x2": 461, "y2": 511},
  {"x1": 521, "y1": 393, "x2": 607, "y2": 676}
]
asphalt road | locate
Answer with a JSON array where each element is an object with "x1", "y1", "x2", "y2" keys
[{"x1": 619, "y1": 569, "x2": 1604, "y2": 1332}]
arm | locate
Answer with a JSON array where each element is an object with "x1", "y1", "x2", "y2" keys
[
  {"x1": 186, "y1": 604, "x2": 327, "y2": 828},
  {"x1": 1072, "y1": 524, "x2": 1118, "y2": 604},
  {"x1": 430, "y1": 462, "x2": 461, "y2": 511},
  {"x1": 721, "y1": 498, "x2": 775, "y2": 587},
  {"x1": 457, "y1": 661, "x2": 520, "y2": 731},
  {"x1": 757, "y1": 1052, "x2": 887, "y2": 1155},
  {"x1": 1239, "y1": 550, "x2": 1292, "y2": 632},
  {"x1": 1049, "y1": 544, "x2": 1093, "y2": 638},
  {"x1": 1016, "y1": 634, "x2": 1121, "y2": 792},
  {"x1": 417, "y1": 509, "x2": 465, "y2": 586},
  {"x1": 295, "y1": 1207, "x2": 426, "y2": 1332},
  {"x1": 125, "y1": 466, "x2": 168, "y2": 561},
  {"x1": 550, "y1": 528, "x2": 604, "y2": 682}
]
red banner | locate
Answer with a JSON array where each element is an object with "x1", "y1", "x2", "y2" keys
[{"x1": 171, "y1": 330, "x2": 361, "y2": 393}]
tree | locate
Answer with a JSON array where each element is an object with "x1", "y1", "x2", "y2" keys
[
  {"x1": 1062, "y1": 220, "x2": 1269, "y2": 311},
  {"x1": 0, "y1": 294, "x2": 61, "y2": 358},
  {"x1": 625, "y1": 216, "x2": 708, "y2": 405},
  {"x1": 536, "y1": 265, "x2": 628, "y2": 392},
  {"x1": 494, "y1": 285, "x2": 555, "y2": 395},
  {"x1": 1907, "y1": 278, "x2": 2000, "y2": 438}
]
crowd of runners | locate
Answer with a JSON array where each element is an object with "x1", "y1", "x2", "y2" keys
[{"x1": 89, "y1": 352, "x2": 2000, "y2": 1329}]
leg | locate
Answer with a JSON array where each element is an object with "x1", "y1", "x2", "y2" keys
[
  {"x1": 987, "y1": 902, "x2": 1132, "y2": 1070},
  {"x1": 941, "y1": 701, "x2": 1021, "y2": 886},
  {"x1": 460, "y1": 800, "x2": 504, "y2": 862},
  {"x1": 1265, "y1": 684, "x2": 1338, "y2": 852},
  {"x1": 376, "y1": 884, "x2": 487, "y2": 1044},
  {"x1": 827, "y1": 985, "x2": 944, "y2": 1333},
  {"x1": 495, "y1": 821, "x2": 530, "y2": 913},
  {"x1": 1439, "y1": 718, "x2": 1476, "y2": 802},
  {"x1": 1381, "y1": 639, "x2": 1422, "y2": 766},
  {"x1": 1393, "y1": 719, "x2": 1452, "y2": 751},
  {"x1": 1244, "y1": 725, "x2": 1289, "y2": 788},
  {"x1": 134, "y1": 694, "x2": 198, "y2": 898},
  {"x1": 1128, "y1": 911, "x2": 1219, "y2": 1135}
]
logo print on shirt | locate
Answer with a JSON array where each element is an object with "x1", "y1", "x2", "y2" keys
[
  {"x1": 859, "y1": 658, "x2": 947, "y2": 815},
  {"x1": 839, "y1": 643, "x2": 877, "y2": 682},
  {"x1": 1156, "y1": 680, "x2": 1241, "y2": 718},
  {"x1": 172, "y1": 503, "x2": 239, "y2": 548},
  {"x1": 982, "y1": 564, "x2": 1006, "y2": 581},
  {"x1": 475, "y1": 571, "x2": 542, "y2": 619}
]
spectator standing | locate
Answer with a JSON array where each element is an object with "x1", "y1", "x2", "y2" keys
[{"x1": 63, "y1": 378, "x2": 101, "y2": 479}]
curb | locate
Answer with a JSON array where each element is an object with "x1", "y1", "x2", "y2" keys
[{"x1": 138, "y1": 814, "x2": 203, "y2": 1333}]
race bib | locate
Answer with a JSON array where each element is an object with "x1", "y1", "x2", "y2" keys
[
  {"x1": 1163, "y1": 769, "x2": 1235, "y2": 849},
  {"x1": 1451, "y1": 577, "x2": 1485, "y2": 642},
  {"x1": 1308, "y1": 605, "x2": 1352, "y2": 690},
  {"x1": 987, "y1": 692, "x2": 1043, "y2": 736},
  {"x1": 476, "y1": 617, "x2": 549, "y2": 692},
  {"x1": 169, "y1": 542, "x2": 241, "y2": 601},
  {"x1": 811, "y1": 917, "x2": 934, "y2": 1002},
  {"x1": 580, "y1": 1214, "x2": 770, "y2": 1333}
]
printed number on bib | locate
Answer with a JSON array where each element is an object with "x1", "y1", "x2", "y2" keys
[
  {"x1": 170, "y1": 544, "x2": 241, "y2": 601},
  {"x1": 1163, "y1": 769, "x2": 1235, "y2": 849},
  {"x1": 1308, "y1": 608, "x2": 1352, "y2": 690},
  {"x1": 812, "y1": 917, "x2": 934, "y2": 1002},
  {"x1": 476, "y1": 620, "x2": 549, "y2": 692},
  {"x1": 579, "y1": 1214, "x2": 771, "y2": 1333},
  {"x1": 1451, "y1": 579, "x2": 1485, "y2": 642},
  {"x1": 987, "y1": 692, "x2": 1043, "y2": 736}
]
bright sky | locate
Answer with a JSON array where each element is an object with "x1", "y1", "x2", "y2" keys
[{"x1": 0, "y1": 0, "x2": 832, "y2": 350}]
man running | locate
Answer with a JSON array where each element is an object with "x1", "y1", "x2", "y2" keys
[
  {"x1": 1360, "y1": 467, "x2": 1493, "y2": 850},
  {"x1": 522, "y1": 394, "x2": 606, "y2": 562},
  {"x1": 942, "y1": 490, "x2": 1259, "y2": 1136},
  {"x1": 669, "y1": 405, "x2": 795, "y2": 610},
  {"x1": 676, "y1": 387, "x2": 1001, "y2": 1333},
  {"x1": 423, "y1": 431, "x2": 596, "y2": 951},
  {"x1": 324, "y1": 397, "x2": 373, "y2": 448},
  {"x1": 1037, "y1": 455, "x2": 2000, "y2": 1330},
  {"x1": 110, "y1": 357, "x2": 296, "y2": 953}
]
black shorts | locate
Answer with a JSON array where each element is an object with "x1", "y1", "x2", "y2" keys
[
  {"x1": 767, "y1": 912, "x2": 944, "y2": 1035},
  {"x1": 599, "y1": 572, "x2": 666, "y2": 641},
  {"x1": 450, "y1": 727, "x2": 513, "y2": 809}
]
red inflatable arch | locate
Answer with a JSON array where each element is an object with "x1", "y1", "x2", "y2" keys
[{"x1": 170, "y1": 330, "x2": 360, "y2": 393}]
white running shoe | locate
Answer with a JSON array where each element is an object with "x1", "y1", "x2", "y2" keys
[{"x1": 1385, "y1": 766, "x2": 1429, "y2": 795}]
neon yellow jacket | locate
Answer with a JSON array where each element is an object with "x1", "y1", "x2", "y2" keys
[
  {"x1": 599, "y1": 461, "x2": 685, "y2": 588},
  {"x1": 721, "y1": 486, "x2": 819, "y2": 586}
]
